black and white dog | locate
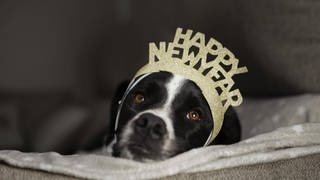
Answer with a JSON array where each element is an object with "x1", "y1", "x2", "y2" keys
[{"x1": 106, "y1": 71, "x2": 241, "y2": 162}]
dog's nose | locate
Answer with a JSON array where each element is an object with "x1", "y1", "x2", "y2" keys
[{"x1": 134, "y1": 113, "x2": 167, "y2": 139}]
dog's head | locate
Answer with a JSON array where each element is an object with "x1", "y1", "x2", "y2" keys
[{"x1": 110, "y1": 71, "x2": 214, "y2": 161}]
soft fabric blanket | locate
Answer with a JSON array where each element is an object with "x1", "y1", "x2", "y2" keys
[{"x1": 0, "y1": 123, "x2": 319, "y2": 179}]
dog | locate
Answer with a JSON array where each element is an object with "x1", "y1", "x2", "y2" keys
[{"x1": 105, "y1": 71, "x2": 241, "y2": 162}]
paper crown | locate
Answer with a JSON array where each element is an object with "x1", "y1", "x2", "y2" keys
[{"x1": 134, "y1": 28, "x2": 248, "y2": 146}]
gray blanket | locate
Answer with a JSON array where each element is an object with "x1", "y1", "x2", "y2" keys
[{"x1": 0, "y1": 123, "x2": 319, "y2": 180}]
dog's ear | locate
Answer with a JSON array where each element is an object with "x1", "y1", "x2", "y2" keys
[
  {"x1": 105, "y1": 80, "x2": 130, "y2": 145},
  {"x1": 211, "y1": 107, "x2": 241, "y2": 145}
]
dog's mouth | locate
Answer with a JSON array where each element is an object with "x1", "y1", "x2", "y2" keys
[
  {"x1": 113, "y1": 140, "x2": 159, "y2": 161},
  {"x1": 128, "y1": 143, "x2": 150, "y2": 155},
  {"x1": 113, "y1": 135, "x2": 177, "y2": 162}
]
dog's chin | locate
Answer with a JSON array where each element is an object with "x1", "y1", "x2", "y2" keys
[
  {"x1": 113, "y1": 140, "x2": 178, "y2": 162},
  {"x1": 123, "y1": 146, "x2": 158, "y2": 162}
]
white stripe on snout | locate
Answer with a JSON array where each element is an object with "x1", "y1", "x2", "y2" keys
[
  {"x1": 164, "y1": 75, "x2": 186, "y2": 113},
  {"x1": 159, "y1": 75, "x2": 186, "y2": 152},
  {"x1": 159, "y1": 75, "x2": 186, "y2": 139},
  {"x1": 118, "y1": 75, "x2": 186, "y2": 159},
  {"x1": 127, "y1": 75, "x2": 185, "y2": 140}
]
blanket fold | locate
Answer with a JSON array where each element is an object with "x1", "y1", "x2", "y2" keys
[{"x1": 1, "y1": 123, "x2": 320, "y2": 180}]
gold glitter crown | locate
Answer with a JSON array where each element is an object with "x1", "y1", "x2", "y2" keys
[{"x1": 134, "y1": 28, "x2": 248, "y2": 146}]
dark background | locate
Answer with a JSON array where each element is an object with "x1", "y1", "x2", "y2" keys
[{"x1": 0, "y1": 0, "x2": 319, "y2": 153}]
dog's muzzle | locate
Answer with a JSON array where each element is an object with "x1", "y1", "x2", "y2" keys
[{"x1": 133, "y1": 113, "x2": 167, "y2": 140}]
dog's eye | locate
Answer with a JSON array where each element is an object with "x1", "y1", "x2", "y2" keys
[
  {"x1": 186, "y1": 110, "x2": 201, "y2": 121},
  {"x1": 133, "y1": 93, "x2": 145, "y2": 104}
]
